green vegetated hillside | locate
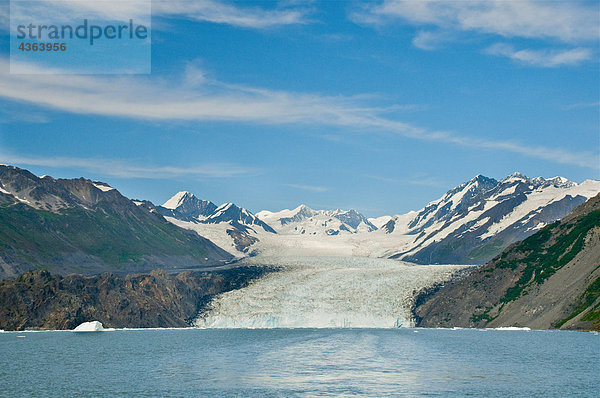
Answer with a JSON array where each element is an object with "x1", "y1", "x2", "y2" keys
[
  {"x1": 0, "y1": 166, "x2": 232, "y2": 279},
  {"x1": 414, "y1": 193, "x2": 600, "y2": 331}
]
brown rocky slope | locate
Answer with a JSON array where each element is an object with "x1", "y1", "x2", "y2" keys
[{"x1": 0, "y1": 266, "x2": 270, "y2": 331}]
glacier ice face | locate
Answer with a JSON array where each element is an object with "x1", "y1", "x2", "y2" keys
[
  {"x1": 73, "y1": 321, "x2": 104, "y2": 332},
  {"x1": 196, "y1": 256, "x2": 470, "y2": 329}
]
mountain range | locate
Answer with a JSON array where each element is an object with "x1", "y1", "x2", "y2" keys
[
  {"x1": 0, "y1": 164, "x2": 598, "y2": 280},
  {"x1": 160, "y1": 172, "x2": 600, "y2": 263}
]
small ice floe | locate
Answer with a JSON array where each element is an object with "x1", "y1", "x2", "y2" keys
[
  {"x1": 73, "y1": 321, "x2": 104, "y2": 332},
  {"x1": 493, "y1": 326, "x2": 531, "y2": 331}
]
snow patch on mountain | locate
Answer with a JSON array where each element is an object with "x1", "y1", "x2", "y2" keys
[
  {"x1": 92, "y1": 182, "x2": 115, "y2": 192},
  {"x1": 477, "y1": 179, "x2": 599, "y2": 241},
  {"x1": 162, "y1": 191, "x2": 191, "y2": 210}
]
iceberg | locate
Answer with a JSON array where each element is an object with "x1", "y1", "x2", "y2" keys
[
  {"x1": 73, "y1": 321, "x2": 104, "y2": 332},
  {"x1": 491, "y1": 327, "x2": 531, "y2": 331}
]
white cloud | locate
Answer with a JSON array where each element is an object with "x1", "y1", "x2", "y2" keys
[
  {"x1": 353, "y1": 0, "x2": 599, "y2": 43},
  {"x1": 486, "y1": 44, "x2": 593, "y2": 67},
  {"x1": 411, "y1": 30, "x2": 451, "y2": 50},
  {"x1": 6, "y1": 0, "x2": 310, "y2": 30},
  {"x1": 286, "y1": 184, "x2": 329, "y2": 193},
  {"x1": 154, "y1": 0, "x2": 310, "y2": 29},
  {"x1": 0, "y1": 152, "x2": 260, "y2": 179},
  {"x1": 0, "y1": 58, "x2": 597, "y2": 169},
  {"x1": 563, "y1": 101, "x2": 600, "y2": 110},
  {"x1": 8, "y1": 0, "x2": 151, "y2": 25}
]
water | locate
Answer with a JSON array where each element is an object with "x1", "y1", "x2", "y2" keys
[
  {"x1": 1, "y1": 328, "x2": 597, "y2": 397},
  {"x1": 197, "y1": 256, "x2": 471, "y2": 328}
]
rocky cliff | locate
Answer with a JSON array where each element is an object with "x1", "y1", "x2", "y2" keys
[
  {"x1": 0, "y1": 266, "x2": 270, "y2": 331},
  {"x1": 413, "y1": 193, "x2": 600, "y2": 331}
]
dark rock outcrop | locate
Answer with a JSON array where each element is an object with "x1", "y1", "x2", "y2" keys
[{"x1": 0, "y1": 266, "x2": 271, "y2": 331}]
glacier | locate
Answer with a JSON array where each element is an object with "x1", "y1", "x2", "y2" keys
[{"x1": 196, "y1": 256, "x2": 471, "y2": 329}]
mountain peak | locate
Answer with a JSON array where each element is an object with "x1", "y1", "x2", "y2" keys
[
  {"x1": 162, "y1": 191, "x2": 194, "y2": 209},
  {"x1": 545, "y1": 176, "x2": 575, "y2": 188},
  {"x1": 158, "y1": 191, "x2": 217, "y2": 220},
  {"x1": 471, "y1": 174, "x2": 496, "y2": 184},
  {"x1": 500, "y1": 172, "x2": 529, "y2": 183},
  {"x1": 498, "y1": 173, "x2": 575, "y2": 189}
]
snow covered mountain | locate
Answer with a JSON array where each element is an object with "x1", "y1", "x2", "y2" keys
[
  {"x1": 384, "y1": 173, "x2": 600, "y2": 264},
  {"x1": 158, "y1": 173, "x2": 600, "y2": 264},
  {"x1": 159, "y1": 191, "x2": 217, "y2": 221},
  {"x1": 157, "y1": 192, "x2": 275, "y2": 257},
  {"x1": 158, "y1": 192, "x2": 274, "y2": 233},
  {"x1": 250, "y1": 173, "x2": 599, "y2": 262},
  {"x1": 256, "y1": 205, "x2": 376, "y2": 236},
  {"x1": 204, "y1": 202, "x2": 276, "y2": 233}
]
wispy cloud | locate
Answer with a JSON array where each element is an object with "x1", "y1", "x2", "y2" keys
[
  {"x1": 154, "y1": 0, "x2": 311, "y2": 29},
  {"x1": 562, "y1": 101, "x2": 600, "y2": 110},
  {"x1": 351, "y1": 0, "x2": 597, "y2": 67},
  {"x1": 411, "y1": 30, "x2": 454, "y2": 51},
  {"x1": 0, "y1": 58, "x2": 597, "y2": 169},
  {"x1": 5, "y1": 0, "x2": 311, "y2": 30},
  {"x1": 486, "y1": 44, "x2": 593, "y2": 67},
  {"x1": 286, "y1": 184, "x2": 329, "y2": 193},
  {"x1": 352, "y1": 0, "x2": 598, "y2": 43},
  {"x1": 0, "y1": 152, "x2": 261, "y2": 179}
]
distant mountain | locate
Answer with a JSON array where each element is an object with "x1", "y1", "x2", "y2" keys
[
  {"x1": 413, "y1": 193, "x2": 600, "y2": 331},
  {"x1": 204, "y1": 203, "x2": 276, "y2": 233},
  {"x1": 157, "y1": 192, "x2": 275, "y2": 257},
  {"x1": 159, "y1": 173, "x2": 599, "y2": 262},
  {"x1": 386, "y1": 173, "x2": 599, "y2": 264},
  {"x1": 158, "y1": 192, "x2": 274, "y2": 233},
  {"x1": 159, "y1": 191, "x2": 217, "y2": 221},
  {"x1": 0, "y1": 166, "x2": 233, "y2": 279},
  {"x1": 256, "y1": 205, "x2": 377, "y2": 235}
]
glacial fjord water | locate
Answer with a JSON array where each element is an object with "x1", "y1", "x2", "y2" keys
[{"x1": 1, "y1": 328, "x2": 598, "y2": 397}]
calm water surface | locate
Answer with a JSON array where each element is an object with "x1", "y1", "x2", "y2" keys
[{"x1": 0, "y1": 328, "x2": 597, "y2": 397}]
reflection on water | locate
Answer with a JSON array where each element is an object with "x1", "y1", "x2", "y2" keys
[{"x1": 248, "y1": 331, "x2": 423, "y2": 396}]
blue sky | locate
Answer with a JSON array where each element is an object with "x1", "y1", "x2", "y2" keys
[{"x1": 0, "y1": 0, "x2": 598, "y2": 217}]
